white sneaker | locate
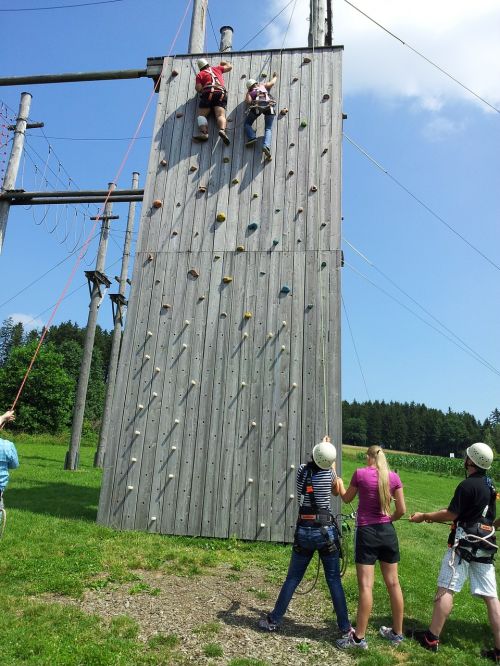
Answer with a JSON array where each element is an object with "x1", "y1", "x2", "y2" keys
[
  {"x1": 336, "y1": 629, "x2": 368, "y2": 650},
  {"x1": 379, "y1": 626, "x2": 404, "y2": 646}
]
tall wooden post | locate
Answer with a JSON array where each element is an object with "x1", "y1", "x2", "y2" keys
[
  {"x1": 325, "y1": 0, "x2": 333, "y2": 46},
  {"x1": 94, "y1": 173, "x2": 139, "y2": 468},
  {"x1": 219, "y1": 26, "x2": 233, "y2": 53},
  {"x1": 65, "y1": 183, "x2": 115, "y2": 470},
  {"x1": 308, "y1": 0, "x2": 327, "y2": 47},
  {"x1": 188, "y1": 0, "x2": 207, "y2": 54},
  {"x1": 0, "y1": 92, "x2": 31, "y2": 254}
]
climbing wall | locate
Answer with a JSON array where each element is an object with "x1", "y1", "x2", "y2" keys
[{"x1": 97, "y1": 46, "x2": 343, "y2": 543}]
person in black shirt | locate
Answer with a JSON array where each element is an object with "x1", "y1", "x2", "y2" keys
[{"x1": 410, "y1": 442, "x2": 500, "y2": 662}]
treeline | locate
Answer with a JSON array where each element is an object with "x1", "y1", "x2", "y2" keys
[
  {"x1": 0, "y1": 318, "x2": 112, "y2": 433},
  {"x1": 343, "y1": 400, "x2": 500, "y2": 455}
]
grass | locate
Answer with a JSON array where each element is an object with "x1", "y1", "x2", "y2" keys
[{"x1": 0, "y1": 437, "x2": 498, "y2": 665}]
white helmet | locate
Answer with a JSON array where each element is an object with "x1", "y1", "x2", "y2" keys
[
  {"x1": 312, "y1": 441, "x2": 337, "y2": 469},
  {"x1": 197, "y1": 58, "x2": 209, "y2": 70},
  {"x1": 466, "y1": 442, "x2": 494, "y2": 470},
  {"x1": 246, "y1": 78, "x2": 258, "y2": 89}
]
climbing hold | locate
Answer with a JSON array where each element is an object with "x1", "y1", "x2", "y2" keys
[
  {"x1": 278, "y1": 422, "x2": 283, "y2": 428},
  {"x1": 259, "y1": 271, "x2": 266, "y2": 276},
  {"x1": 322, "y1": 93, "x2": 330, "y2": 101},
  {"x1": 281, "y1": 320, "x2": 287, "y2": 327},
  {"x1": 152, "y1": 392, "x2": 158, "y2": 397},
  {"x1": 272, "y1": 239, "x2": 279, "y2": 246},
  {"x1": 147, "y1": 254, "x2": 154, "y2": 261},
  {"x1": 280, "y1": 285, "x2": 291, "y2": 294},
  {"x1": 188, "y1": 269, "x2": 199, "y2": 278},
  {"x1": 220, "y1": 312, "x2": 227, "y2": 317},
  {"x1": 303, "y1": 56, "x2": 311, "y2": 63},
  {"x1": 260, "y1": 523, "x2": 266, "y2": 528},
  {"x1": 150, "y1": 516, "x2": 157, "y2": 521},
  {"x1": 275, "y1": 208, "x2": 281, "y2": 213},
  {"x1": 247, "y1": 222, "x2": 258, "y2": 231},
  {"x1": 289, "y1": 142, "x2": 295, "y2": 147},
  {"x1": 292, "y1": 77, "x2": 298, "y2": 83},
  {"x1": 147, "y1": 331, "x2": 153, "y2": 337},
  {"x1": 182, "y1": 343, "x2": 188, "y2": 349},
  {"x1": 280, "y1": 108, "x2": 289, "y2": 116},
  {"x1": 243, "y1": 332, "x2": 249, "y2": 339},
  {"x1": 144, "y1": 354, "x2": 151, "y2": 360},
  {"x1": 214, "y1": 254, "x2": 221, "y2": 260},
  {"x1": 289, "y1": 494, "x2": 295, "y2": 500},
  {"x1": 198, "y1": 295, "x2": 205, "y2": 301},
  {"x1": 260, "y1": 72, "x2": 267, "y2": 78},
  {"x1": 241, "y1": 73, "x2": 247, "y2": 79},
  {"x1": 322, "y1": 147, "x2": 328, "y2": 155},
  {"x1": 291, "y1": 382, "x2": 298, "y2": 389},
  {"x1": 160, "y1": 159, "x2": 168, "y2": 166},
  {"x1": 127, "y1": 485, "x2": 134, "y2": 491},
  {"x1": 298, "y1": 207, "x2": 304, "y2": 213},
  {"x1": 300, "y1": 120, "x2": 308, "y2": 128},
  {"x1": 172, "y1": 230, "x2": 178, "y2": 237},
  {"x1": 310, "y1": 185, "x2": 318, "y2": 192},
  {"x1": 216, "y1": 212, "x2": 226, "y2": 222},
  {"x1": 320, "y1": 222, "x2": 327, "y2": 228},
  {"x1": 171, "y1": 69, "x2": 179, "y2": 77},
  {"x1": 152, "y1": 199, "x2": 163, "y2": 208},
  {"x1": 162, "y1": 303, "x2": 172, "y2": 309},
  {"x1": 184, "y1": 319, "x2": 190, "y2": 326},
  {"x1": 155, "y1": 367, "x2": 161, "y2": 373},
  {"x1": 244, "y1": 311, "x2": 253, "y2": 319},
  {"x1": 248, "y1": 478, "x2": 254, "y2": 483},
  {"x1": 176, "y1": 202, "x2": 181, "y2": 207},
  {"x1": 194, "y1": 231, "x2": 199, "y2": 237},
  {"x1": 222, "y1": 276, "x2": 233, "y2": 284},
  {"x1": 168, "y1": 474, "x2": 174, "y2": 479},
  {"x1": 171, "y1": 445, "x2": 177, "y2": 450},
  {"x1": 251, "y1": 421, "x2": 257, "y2": 427},
  {"x1": 130, "y1": 457, "x2": 137, "y2": 463},
  {"x1": 134, "y1": 430, "x2": 141, "y2": 436},
  {"x1": 241, "y1": 381, "x2": 247, "y2": 387},
  {"x1": 281, "y1": 345, "x2": 286, "y2": 352},
  {"x1": 198, "y1": 185, "x2": 207, "y2": 193},
  {"x1": 223, "y1": 157, "x2": 230, "y2": 163},
  {"x1": 267, "y1": 332, "x2": 273, "y2": 339},
  {"x1": 297, "y1": 238, "x2": 302, "y2": 243},
  {"x1": 290, "y1": 464, "x2": 295, "y2": 470},
  {"x1": 174, "y1": 418, "x2": 180, "y2": 424},
  {"x1": 176, "y1": 112, "x2": 184, "y2": 118},
  {"x1": 191, "y1": 379, "x2": 197, "y2": 386},
  {"x1": 252, "y1": 193, "x2": 259, "y2": 199},
  {"x1": 307, "y1": 303, "x2": 314, "y2": 309},
  {"x1": 138, "y1": 403, "x2": 144, "y2": 410},
  {"x1": 189, "y1": 165, "x2": 197, "y2": 172},
  {"x1": 236, "y1": 245, "x2": 245, "y2": 252},
  {"x1": 231, "y1": 178, "x2": 239, "y2": 184},
  {"x1": 321, "y1": 261, "x2": 327, "y2": 268},
  {"x1": 288, "y1": 170, "x2": 294, "y2": 176}
]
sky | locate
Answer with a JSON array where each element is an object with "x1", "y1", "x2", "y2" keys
[{"x1": 0, "y1": 0, "x2": 499, "y2": 422}]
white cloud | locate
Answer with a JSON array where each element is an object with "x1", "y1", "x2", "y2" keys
[
  {"x1": 266, "y1": 0, "x2": 500, "y2": 112},
  {"x1": 9, "y1": 313, "x2": 44, "y2": 332},
  {"x1": 421, "y1": 116, "x2": 466, "y2": 142}
]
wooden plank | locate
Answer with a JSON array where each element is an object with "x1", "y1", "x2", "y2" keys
[{"x1": 301, "y1": 251, "x2": 318, "y2": 463}]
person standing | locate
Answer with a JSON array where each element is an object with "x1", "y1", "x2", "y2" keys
[
  {"x1": 409, "y1": 442, "x2": 500, "y2": 662},
  {"x1": 258, "y1": 437, "x2": 351, "y2": 635},
  {"x1": 194, "y1": 58, "x2": 232, "y2": 145},
  {"x1": 244, "y1": 73, "x2": 277, "y2": 160},
  {"x1": 336, "y1": 445, "x2": 406, "y2": 650},
  {"x1": 0, "y1": 410, "x2": 19, "y2": 508}
]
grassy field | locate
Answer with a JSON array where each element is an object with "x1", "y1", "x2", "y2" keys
[{"x1": 0, "y1": 435, "x2": 498, "y2": 665}]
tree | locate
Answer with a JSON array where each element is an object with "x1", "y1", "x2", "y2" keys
[
  {"x1": 0, "y1": 342, "x2": 74, "y2": 432},
  {"x1": 489, "y1": 408, "x2": 500, "y2": 427},
  {"x1": 343, "y1": 417, "x2": 367, "y2": 446}
]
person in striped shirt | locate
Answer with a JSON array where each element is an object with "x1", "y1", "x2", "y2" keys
[{"x1": 258, "y1": 436, "x2": 351, "y2": 635}]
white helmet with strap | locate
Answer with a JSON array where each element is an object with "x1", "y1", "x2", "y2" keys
[
  {"x1": 246, "y1": 78, "x2": 258, "y2": 89},
  {"x1": 312, "y1": 441, "x2": 337, "y2": 469},
  {"x1": 466, "y1": 442, "x2": 494, "y2": 470},
  {"x1": 197, "y1": 58, "x2": 209, "y2": 70}
]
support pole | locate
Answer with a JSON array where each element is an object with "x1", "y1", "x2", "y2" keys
[
  {"x1": 219, "y1": 26, "x2": 234, "y2": 53},
  {"x1": 65, "y1": 183, "x2": 115, "y2": 470},
  {"x1": 188, "y1": 0, "x2": 207, "y2": 54},
  {"x1": 0, "y1": 92, "x2": 31, "y2": 253},
  {"x1": 308, "y1": 0, "x2": 327, "y2": 47},
  {"x1": 325, "y1": 0, "x2": 333, "y2": 46},
  {"x1": 94, "y1": 173, "x2": 139, "y2": 468}
]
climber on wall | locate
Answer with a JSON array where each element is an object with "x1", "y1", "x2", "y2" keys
[
  {"x1": 194, "y1": 58, "x2": 232, "y2": 145},
  {"x1": 244, "y1": 72, "x2": 277, "y2": 160}
]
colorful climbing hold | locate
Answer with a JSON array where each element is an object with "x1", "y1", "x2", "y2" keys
[
  {"x1": 236, "y1": 245, "x2": 245, "y2": 252},
  {"x1": 189, "y1": 165, "x2": 197, "y2": 172},
  {"x1": 303, "y1": 56, "x2": 311, "y2": 63},
  {"x1": 288, "y1": 170, "x2": 294, "y2": 176},
  {"x1": 160, "y1": 159, "x2": 168, "y2": 166},
  {"x1": 310, "y1": 185, "x2": 318, "y2": 192},
  {"x1": 252, "y1": 193, "x2": 259, "y2": 199},
  {"x1": 152, "y1": 200, "x2": 162, "y2": 208},
  {"x1": 322, "y1": 93, "x2": 330, "y2": 100},
  {"x1": 162, "y1": 303, "x2": 172, "y2": 309},
  {"x1": 280, "y1": 285, "x2": 291, "y2": 294},
  {"x1": 216, "y1": 212, "x2": 226, "y2": 222},
  {"x1": 222, "y1": 276, "x2": 233, "y2": 284},
  {"x1": 298, "y1": 207, "x2": 304, "y2": 213},
  {"x1": 171, "y1": 69, "x2": 179, "y2": 77},
  {"x1": 321, "y1": 261, "x2": 327, "y2": 268},
  {"x1": 231, "y1": 178, "x2": 239, "y2": 184},
  {"x1": 272, "y1": 239, "x2": 279, "y2": 246},
  {"x1": 247, "y1": 222, "x2": 258, "y2": 231},
  {"x1": 300, "y1": 120, "x2": 308, "y2": 128},
  {"x1": 198, "y1": 185, "x2": 207, "y2": 193},
  {"x1": 280, "y1": 108, "x2": 289, "y2": 116},
  {"x1": 188, "y1": 269, "x2": 200, "y2": 278},
  {"x1": 244, "y1": 311, "x2": 253, "y2": 319},
  {"x1": 223, "y1": 157, "x2": 230, "y2": 163}
]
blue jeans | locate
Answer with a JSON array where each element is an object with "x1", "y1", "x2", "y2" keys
[
  {"x1": 244, "y1": 109, "x2": 275, "y2": 149},
  {"x1": 269, "y1": 526, "x2": 350, "y2": 631}
]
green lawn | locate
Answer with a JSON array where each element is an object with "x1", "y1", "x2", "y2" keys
[{"x1": 0, "y1": 438, "x2": 497, "y2": 665}]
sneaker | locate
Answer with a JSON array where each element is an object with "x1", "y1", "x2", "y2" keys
[
  {"x1": 379, "y1": 626, "x2": 404, "y2": 646},
  {"x1": 193, "y1": 134, "x2": 209, "y2": 142},
  {"x1": 218, "y1": 129, "x2": 230, "y2": 145},
  {"x1": 262, "y1": 145, "x2": 272, "y2": 160},
  {"x1": 481, "y1": 648, "x2": 500, "y2": 663},
  {"x1": 336, "y1": 629, "x2": 368, "y2": 650},
  {"x1": 245, "y1": 138, "x2": 257, "y2": 147},
  {"x1": 258, "y1": 615, "x2": 279, "y2": 632},
  {"x1": 412, "y1": 629, "x2": 439, "y2": 652}
]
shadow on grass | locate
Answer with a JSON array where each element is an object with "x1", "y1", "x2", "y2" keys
[{"x1": 6, "y1": 481, "x2": 99, "y2": 522}]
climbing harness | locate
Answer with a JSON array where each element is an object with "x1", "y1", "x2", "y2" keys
[
  {"x1": 199, "y1": 67, "x2": 227, "y2": 105},
  {"x1": 0, "y1": 493, "x2": 6, "y2": 539},
  {"x1": 455, "y1": 476, "x2": 498, "y2": 564},
  {"x1": 246, "y1": 83, "x2": 277, "y2": 116}
]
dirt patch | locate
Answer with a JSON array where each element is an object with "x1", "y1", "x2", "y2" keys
[{"x1": 44, "y1": 564, "x2": 354, "y2": 665}]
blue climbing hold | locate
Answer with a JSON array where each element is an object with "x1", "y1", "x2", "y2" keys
[
  {"x1": 280, "y1": 285, "x2": 291, "y2": 294},
  {"x1": 247, "y1": 222, "x2": 258, "y2": 231},
  {"x1": 272, "y1": 239, "x2": 279, "y2": 246}
]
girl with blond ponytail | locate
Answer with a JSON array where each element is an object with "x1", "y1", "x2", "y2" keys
[{"x1": 335, "y1": 445, "x2": 406, "y2": 650}]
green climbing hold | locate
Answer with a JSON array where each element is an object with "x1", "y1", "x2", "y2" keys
[
  {"x1": 300, "y1": 120, "x2": 308, "y2": 128},
  {"x1": 321, "y1": 261, "x2": 327, "y2": 268},
  {"x1": 272, "y1": 239, "x2": 279, "y2": 246},
  {"x1": 247, "y1": 222, "x2": 258, "y2": 231}
]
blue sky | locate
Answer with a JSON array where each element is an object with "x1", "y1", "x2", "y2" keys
[{"x1": 0, "y1": 0, "x2": 499, "y2": 422}]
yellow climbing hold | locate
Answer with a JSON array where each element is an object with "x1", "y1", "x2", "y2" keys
[{"x1": 216, "y1": 212, "x2": 226, "y2": 222}]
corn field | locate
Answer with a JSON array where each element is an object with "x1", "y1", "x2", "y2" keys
[{"x1": 355, "y1": 452, "x2": 500, "y2": 478}]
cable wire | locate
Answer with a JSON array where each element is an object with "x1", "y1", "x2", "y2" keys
[
  {"x1": 343, "y1": 133, "x2": 500, "y2": 274},
  {"x1": 343, "y1": 0, "x2": 500, "y2": 114},
  {"x1": 239, "y1": 0, "x2": 297, "y2": 51},
  {"x1": 341, "y1": 295, "x2": 370, "y2": 400},
  {"x1": 206, "y1": 5, "x2": 220, "y2": 52}
]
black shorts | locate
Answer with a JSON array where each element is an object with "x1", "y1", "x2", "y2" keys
[
  {"x1": 354, "y1": 522, "x2": 400, "y2": 565},
  {"x1": 198, "y1": 90, "x2": 227, "y2": 110}
]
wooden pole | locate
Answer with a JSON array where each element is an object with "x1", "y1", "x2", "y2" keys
[
  {"x1": 308, "y1": 0, "x2": 327, "y2": 47},
  {"x1": 94, "y1": 173, "x2": 139, "y2": 468},
  {"x1": 0, "y1": 92, "x2": 31, "y2": 253},
  {"x1": 325, "y1": 0, "x2": 333, "y2": 46},
  {"x1": 188, "y1": 0, "x2": 207, "y2": 54},
  {"x1": 65, "y1": 183, "x2": 115, "y2": 470},
  {"x1": 219, "y1": 26, "x2": 234, "y2": 53}
]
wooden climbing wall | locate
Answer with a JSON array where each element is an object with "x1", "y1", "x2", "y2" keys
[{"x1": 97, "y1": 46, "x2": 343, "y2": 543}]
